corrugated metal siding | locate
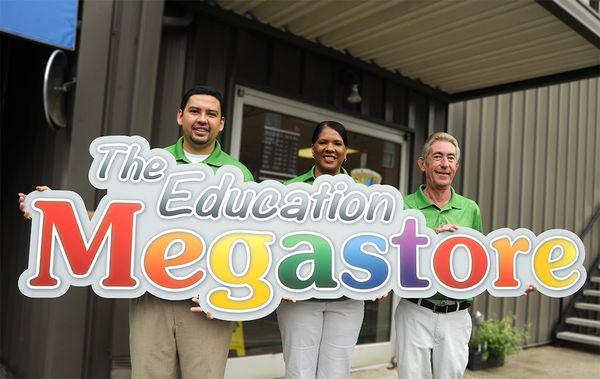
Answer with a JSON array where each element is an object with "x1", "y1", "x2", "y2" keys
[{"x1": 449, "y1": 77, "x2": 600, "y2": 345}]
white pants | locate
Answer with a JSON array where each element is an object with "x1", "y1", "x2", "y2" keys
[
  {"x1": 395, "y1": 299, "x2": 472, "y2": 379},
  {"x1": 277, "y1": 299, "x2": 364, "y2": 379}
]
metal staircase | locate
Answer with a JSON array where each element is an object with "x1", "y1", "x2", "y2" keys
[{"x1": 553, "y1": 207, "x2": 600, "y2": 351}]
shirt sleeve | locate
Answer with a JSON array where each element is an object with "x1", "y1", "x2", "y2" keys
[
  {"x1": 244, "y1": 170, "x2": 255, "y2": 183},
  {"x1": 240, "y1": 165, "x2": 254, "y2": 182}
]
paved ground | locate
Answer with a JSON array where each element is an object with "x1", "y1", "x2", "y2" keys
[
  {"x1": 3, "y1": 345, "x2": 597, "y2": 378},
  {"x1": 0, "y1": 365, "x2": 10, "y2": 378},
  {"x1": 350, "y1": 345, "x2": 599, "y2": 379}
]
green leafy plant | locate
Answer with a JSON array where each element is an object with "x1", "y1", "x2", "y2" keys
[{"x1": 470, "y1": 315, "x2": 529, "y2": 361}]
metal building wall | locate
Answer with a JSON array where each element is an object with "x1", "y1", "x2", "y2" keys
[
  {"x1": 448, "y1": 77, "x2": 600, "y2": 345},
  {"x1": 0, "y1": 0, "x2": 166, "y2": 376}
]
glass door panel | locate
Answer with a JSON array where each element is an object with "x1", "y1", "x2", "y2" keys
[{"x1": 230, "y1": 104, "x2": 401, "y2": 357}]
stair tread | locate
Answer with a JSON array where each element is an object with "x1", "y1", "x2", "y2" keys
[
  {"x1": 566, "y1": 317, "x2": 600, "y2": 328},
  {"x1": 583, "y1": 289, "x2": 600, "y2": 297},
  {"x1": 556, "y1": 331, "x2": 600, "y2": 346},
  {"x1": 575, "y1": 303, "x2": 600, "y2": 311},
  {"x1": 591, "y1": 276, "x2": 600, "y2": 283}
]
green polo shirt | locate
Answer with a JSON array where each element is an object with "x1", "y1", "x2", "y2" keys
[
  {"x1": 404, "y1": 184, "x2": 483, "y2": 302},
  {"x1": 164, "y1": 137, "x2": 254, "y2": 182}
]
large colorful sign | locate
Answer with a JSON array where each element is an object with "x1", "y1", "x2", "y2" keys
[{"x1": 19, "y1": 136, "x2": 587, "y2": 320}]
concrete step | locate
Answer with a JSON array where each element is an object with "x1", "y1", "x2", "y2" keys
[
  {"x1": 583, "y1": 289, "x2": 600, "y2": 297},
  {"x1": 591, "y1": 276, "x2": 600, "y2": 283},
  {"x1": 575, "y1": 303, "x2": 600, "y2": 312},
  {"x1": 566, "y1": 317, "x2": 600, "y2": 328},
  {"x1": 556, "y1": 331, "x2": 600, "y2": 346}
]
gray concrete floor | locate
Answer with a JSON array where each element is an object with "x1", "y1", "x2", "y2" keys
[
  {"x1": 350, "y1": 345, "x2": 599, "y2": 379},
  {"x1": 7, "y1": 345, "x2": 595, "y2": 378}
]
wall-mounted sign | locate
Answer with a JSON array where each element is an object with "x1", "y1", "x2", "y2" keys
[
  {"x1": 261, "y1": 126, "x2": 300, "y2": 177},
  {"x1": 18, "y1": 136, "x2": 587, "y2": 321}
]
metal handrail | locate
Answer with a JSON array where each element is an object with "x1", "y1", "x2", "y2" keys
[
  {"x1": 556, "y1": 205, "x2": 600, "y2": 331},
  {"x1": 579, "y1": 206, "x2": 600, "y2": 241}
]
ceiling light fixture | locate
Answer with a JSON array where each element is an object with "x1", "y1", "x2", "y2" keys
[{"x1": 346, "y1": 83, "x2": 362, "y2": 104}]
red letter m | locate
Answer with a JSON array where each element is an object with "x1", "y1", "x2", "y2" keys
[{"x1": 27, "y1": 199, "x2": 143, "y2": 289}]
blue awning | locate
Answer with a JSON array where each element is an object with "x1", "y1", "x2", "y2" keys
[{"x1": 0, "y1": 0, "x2": 79, "y2": 50}]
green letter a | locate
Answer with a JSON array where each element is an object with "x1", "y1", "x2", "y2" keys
[{"x1": 278, "y1": 233, "x2": 338, "y2": 290}]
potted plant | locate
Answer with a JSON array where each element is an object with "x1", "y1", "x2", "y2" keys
[{"x1": 468, "y1": 314, "x2": 529, "y2": 370}]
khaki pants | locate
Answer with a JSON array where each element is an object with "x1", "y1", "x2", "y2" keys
[
  {"x1": 129, "y1": 294, "x2": 234, "y2": 379},
  {"x1": 395, "y1": 299, "x2": 472, "y2": 379}
]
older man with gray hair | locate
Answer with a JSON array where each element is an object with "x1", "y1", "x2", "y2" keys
[{"x1": 395, "y1": 132, "x2": 481, "y2": 378}]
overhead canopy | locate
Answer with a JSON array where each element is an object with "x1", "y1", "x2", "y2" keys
[
  {"x1": 215, "y1": 0, "x2": 600, "y2": 99},
  {"x1": 0, "y1": 0, "x2": 78, "y2": 50}
]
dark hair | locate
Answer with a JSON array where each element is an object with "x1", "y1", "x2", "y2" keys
[
  {"x1": 311, "y1": 121, "x2": 348, "y2": 146},
  {"x1": 180, "y1": 85, "x2": 224, "y2": 113}
]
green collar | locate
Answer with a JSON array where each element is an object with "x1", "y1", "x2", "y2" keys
[
  {"x1": 298, "y1": 166, "x2": 350, "y2": 182},
  {"x1": 413, "y1": 184, "x2": 463, "y2": 211},
  {"x1": 171, "y1": 137, "x2": 228, "y2": 167}
]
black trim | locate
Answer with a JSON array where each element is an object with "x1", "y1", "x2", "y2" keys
[
  {"x1": 452, "y1": 66, "x2": 600, "y2": 102},
  {"x1": 535, "y1": 0, "x2": 600, "y2": 48},
  {"x1": 175, "y1": 0, "x2": 451, "y2": 103}
]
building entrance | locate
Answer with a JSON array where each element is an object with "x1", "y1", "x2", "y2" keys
[{"x1": 224, "y1": 87, "x2": 408, "y2": 378}]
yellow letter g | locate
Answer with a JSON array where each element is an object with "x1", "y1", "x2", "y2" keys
[{"x1": 208, "y1": 232, "x2": 274, "y2": 312}]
